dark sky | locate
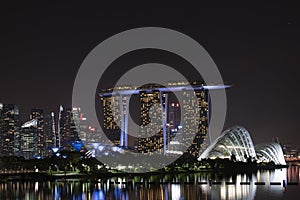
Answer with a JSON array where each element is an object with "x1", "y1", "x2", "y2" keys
[{"x1": 0, "y1": 2, "x2": 299, "y2": 146}]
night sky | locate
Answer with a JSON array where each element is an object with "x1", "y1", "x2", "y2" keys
[{"x1": 0, "y1": 2, "x2": 299, "y2": 146}]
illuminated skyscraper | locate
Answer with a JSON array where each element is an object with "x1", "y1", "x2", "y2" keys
[
  {"x1": 43, "y1": 113, "x2": 55, "y2": 157},
  {"x1": 101, "y1": 96, "x2": 120, "y2": 131},
  {"x1": 69, "y1": 107, "x2": 110, "y2": 155},
  {"x1": 181, "y1": 87, "x2": 209, "y2": 157},
  {"x1": 138, "y1": 90, "x2": 166, "y2": 154},
  {"x1": 99, "y1": 81, "x2": 225, "y2": 157},
  {"x1": 20, "y1": 119, "x2": 38, "y2": 159},
  {"x1": 30, "y1": 109, "x2": 44, "y2": 157},
  {"x1": 137, "y1": 83, "x2": 209, "y2": 156},
  {"x1": 72, "y1": 107, "x2": 103, "y2": 143},
  {"x1": 72, "y1": 107, "x2": 86, "y2": 140},
  {"x1": 100, "y1": 95, "x2": 122, "y2": 146},
  {"x1": 0, "y1": 103, "x2": 21, "y2": 157},
  {"x1": 59, "y1": 107, "x2": 79, "y2": 150},
  {"x1": 168, "y1": 102, "x2": 180, "y2": 127}
]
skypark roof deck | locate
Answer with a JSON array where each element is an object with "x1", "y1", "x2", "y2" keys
[{"x1": 99, "y1": 84, "x2": 230, "y2": 97}]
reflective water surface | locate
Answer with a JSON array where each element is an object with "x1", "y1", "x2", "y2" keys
[{"x1": 0, "y1": 165, "x2": 299, "y2": 200}]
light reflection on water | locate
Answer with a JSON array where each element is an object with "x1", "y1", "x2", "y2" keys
[{"x1": 0, "y1": 166, "x2": 299, "y2": 200}]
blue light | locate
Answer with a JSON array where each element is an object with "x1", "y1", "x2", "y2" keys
[
  {"x1": 98, "y1": 146, "x2": 105, "y2": 151},
  {"x1": 33, "y1": 155, "x2": 42, "y2": 159},
  {"x1": 71, "y1": 141, "x2": 83, "y2": 151},
  {"x1": 50, "y1": 146, "x2": 61, "y2": 156}
]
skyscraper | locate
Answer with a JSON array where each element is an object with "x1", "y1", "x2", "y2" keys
[
  {"x1": 59, "y1": 107, "x2": 78, "y2": 150},
  {"x1": 71, "y1": 107, "x2": 92, "y2": 142},
  {"x1": 30, "y1": 109, "x2": 44, "y2": 157},
  {"x1": 168, "y1": 102, "x2": 181, "y2": 128},
  {"x1": 138, "y1": 90, "x2": 165, "y2": 154},
  {"x1": 181, "y1": 87, "x2": 209, "y2": 157},
  {"x1": 100, "y1": 95, "x2": 122, "y2": 146},
  {"x1": 20, "y1": 119, "x2": 38, "y2": 159},
  {"x1": 0, "y1": 103, "x2": 21, "y2": 157},
  {"x1": 99, "y1": 81, "x2": 214, "y2": 157},
  {"x1": 43, "y1": 113, "x2": 55, "y2": 157}
]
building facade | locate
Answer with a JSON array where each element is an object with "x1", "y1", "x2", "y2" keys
[
  {"x1": 30, "y1": 109, "x2": 44, "y2": 157},
  {"x1": 138, "y1": 89, "x2": 165, "y2": 154},
  {"x1": 59, "y1": 107, "x2": 79, "y2": 150},
  {"x1": 0, "y1": 103, "x2": 21, "y2": 157},
  {"x1": 43, "y1": 113, "x2": 55, "y2": 157},
  {"x1": 20, "y1": 119, "x2": 38, "y2": 159},
  {"x1": 99, "y1": 81, "x2": 212, "y2": 157},
  {"x1": 100, "y1": 95, "x2": 125, "y2": 147}
]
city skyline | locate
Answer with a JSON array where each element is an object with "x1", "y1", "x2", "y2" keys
[
  {"x1": 1, "y1": 98, "x2": 296, "y2": 176},
  {"x1": 1, "y1": 3, "x2": 299, "y2": 148},
  {"x1": 0, "y1": 3, "x2": 299, "y2": 199},
  {"x1": 0, "y1": 103, "x2": 87, "y2": 159},
  {"x1": 0, "y1": 85, "x2": 298, "y2": 161}
]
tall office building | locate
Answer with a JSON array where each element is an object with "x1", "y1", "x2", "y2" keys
[
  {"x1": 71, "y1": 107, "x2": 96, "y2": 143},
  {"x1": 0, "y1": 103, "x2": 21, "y2": 157},
  {"x1": 168, "y1": 102, "x2": 181, "y2": 128},
  {"x1": 30, "y1": 109, "x2": 44, "y2": 157},
  {"x1": 43, "y1": 114, "x2": 54, "y2": 157},
  {"x1": 59, "y1": 107, "x2": 78, "y2": 150},
  {"x1": 20, "y1": 119, "x2": 38, "y2": 159},
  {"x1": 71, "y1": 107, "x2": 84, "y2": 139}
]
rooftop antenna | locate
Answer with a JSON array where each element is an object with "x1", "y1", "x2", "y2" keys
[
  {"x1": 51, "y1": 112, "x2": 57, "y2": 146},
  {"x1": 58, "y1": 105, "x2": 63, "y2": 147}
]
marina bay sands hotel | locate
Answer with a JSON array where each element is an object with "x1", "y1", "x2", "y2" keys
[{"x1": 99, "y1": 81, "x2": 229, "y2": 157}]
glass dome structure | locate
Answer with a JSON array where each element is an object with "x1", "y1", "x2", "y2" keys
[
  {"x1": 255, "y1": 143, "x2": 286, "y2": 165},
  {"x1": 198, "y1": 126, "x2": 286, "y2": 165},
  {"x1": 199, "y1": 126, "x2": 256, "y2": 162}
]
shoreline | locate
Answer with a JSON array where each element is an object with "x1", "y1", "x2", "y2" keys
[{"x1": 0, "y1": 164, "x2": 288, "y2": 182}]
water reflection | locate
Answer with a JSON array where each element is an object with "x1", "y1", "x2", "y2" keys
[{"x1": 0, "y1": 166, "x2": 298, "y2": 200}]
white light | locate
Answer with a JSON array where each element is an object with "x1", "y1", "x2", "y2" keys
[
  {"x1": 166, "y1": 150, "x2": 183, "y2": 155},
  {"x1": 21, "y1": 119, "x2": 38, "y2": 128},
  {"x1": 91, "y1": 143, "x2": 100, "y2": 149},
  {"x1": 51, "y1": 147, "x2": 59, "y2": 153},
  {"x1": 111, "y1": 147, "x2": 118, "y2": 152},
  {"x1": 35, "y1": 182, "x2": 39, "y2": 192},
  {"x1": 98, "y1": 146, "x2": 105, "y2": 151},
  {"x1": 172, "y1": 184, "x2": 181, "y2": 200},
  {"x1": 170, "y1": 141, "x2": 180, "y2": 145}
]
